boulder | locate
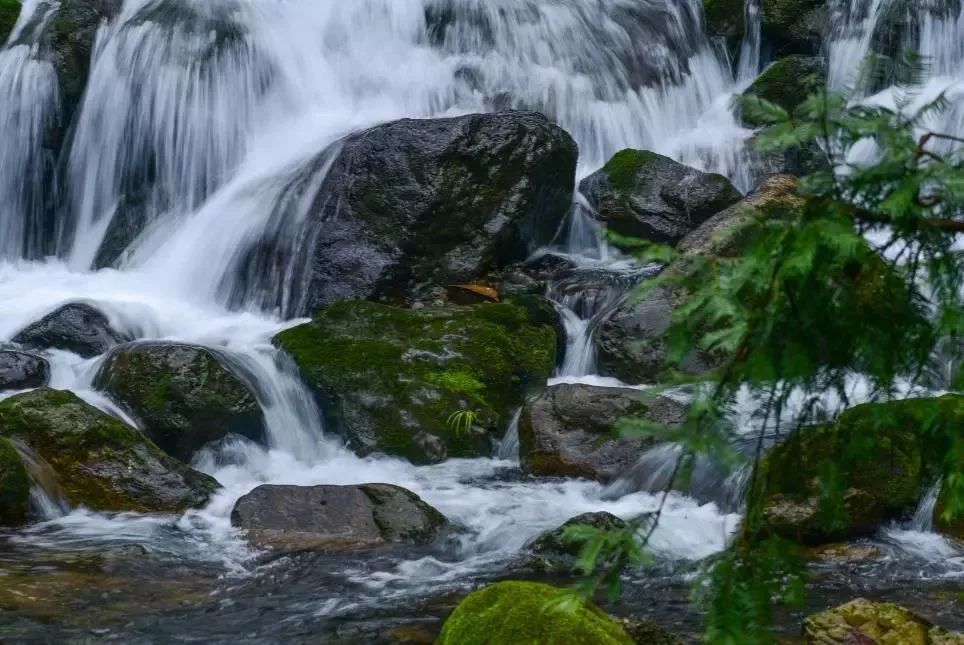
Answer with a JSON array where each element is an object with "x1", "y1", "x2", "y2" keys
[
  {"x1": 95, "y1": 342, "x2": 265, "y2": 462},
  {"x1": 619, "y1": 617, "x2": 686, "y2": 645},
  {"x1": 579, "y1": 149, "x2": 741, "y2": 247},
  {"x1": 230, "y1": 483, "x2": 447, "y2": 551},
  {"x1": 527, "y1": 512, "x2": 628, "y2": 571},
  {"x1": 236, "y1": 111, "x2": 577, "y2": 315},
  {"x1": 0, "y1": 437, "x2": 30, "y2": 527},
  {"x1": 803, "y1": 598, "x2": 963, "y2": 644},
  {"x1": 12, "y1": 303, "x2": 130, "y2": 358},
  {"x1": 758, "y1": 396, "x2": 961, "y2": 545},
  {"x1": 0, "y1": 350, "x2": 50, "y2": 391},
  {"x1": 274, "y1": 299, "x2": 556, "y2": 464},
  {"x1": 0, "y1": 389, "x2": 218, "y2": 513},
  {"x1": 761, "y1": 0, "x2": 827, "y2": 55},
  {"x1": 519, "y1": 384, "x2": 685, "y2": 481},
  {"x1": 437, "y1": 581, "x2": 634, "y2": 645},
  {"x1": 741, "y1": 55, "x2": 826, "y2": 127}
]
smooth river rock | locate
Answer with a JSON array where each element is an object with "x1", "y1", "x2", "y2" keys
[
  {"x1": 519, "y1": 384, "x2": 686, "y2": 482},
  {"x1": 231, "y1": 483, "x2": 448, "y2": 551},
  {"x1": 13, "y1": 303, "x2": 130, "y2": 358},
  {"x1": 0, "y1": 350, "x2": 50, "y2": 391}
]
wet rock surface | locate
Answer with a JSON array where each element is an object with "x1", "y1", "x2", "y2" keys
[
  {"x1": 95, "y1": 342, "x2": 265, "y2": 462},
  {"x1": 13, "y1": 303, "x2": 130, "y2": 358},
  {"x1": 0, "y1": 350, "x2": 50, "y2": 391},
  {"x1": 519, "y1": 384, "x2": 686, "y2": 482},
  {"x1": 231, "y1": 483, "x2": 448, "y2": 552}
]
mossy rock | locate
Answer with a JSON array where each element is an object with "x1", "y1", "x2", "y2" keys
[
  {"x1": 437, "y1": 581, "x2": 634, "y2": 645},
  {"x1": 95, "y1": 342, "x2": 265, "y2": 462},
  {"x1": 741, "y1": 55, "x2": 826, "y2": 128},
  {"x1": 703, "y1": 0, "x2": 747, "y2": 40},
  {"x1": 0, "y1": 437, "x2": 30, "y2": 527},
  {"x1": 935, "y1": 488, "x2": 964, "y2": 541},
  {"x1": 761, "y1": 0, "x2": 827, "y2": 55},
  {"x1": 0, "y1": 0, "x2": 21, "y2": 43},
  {"x1": 274, "y1": 299, "x2": 556, "y2": 464},
  {"x1": 0, "y1": 389, "x2": 218, "y2": 513},
  {"x1": 758, "y1": 396, "x2": 962, "y2": 545},
  {"x1": 803, "y1": 598, "x2": 964, "y2": 643}
]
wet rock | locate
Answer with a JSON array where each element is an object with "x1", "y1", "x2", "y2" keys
[
  {"x1": 761, "y1": 0, "x2": 827, "y2": 56},
  {"x1": 803, "y1": 598, "x2": 964, "y2": 644},
  {"x1": 579, "y1": 149, "x2": 741, "y2": 247},
  {"x1": 12, "y1": 303, "x2": 130, "y2": 358},
  {"x1": 619, "y1": 617, "x2": 686, "y2": 645},
  {"x1": 274, "y1": 299, "x2": 556, "y2": 464},
  {"x1": 437, "y1": 581, "x2": 634, "y2": 645},
  {"x1": 0, "y1": 389, "x2": 218, "y2": 513},
  {"x1": 237, "y1": 111, "x2": 577, "y2": 315},
  {"x1": 741, "y1": 55, "x2": 826, "y2": 127},
  {"x1": 0, "y1": 350, "x2": 50, "y2": 391},
  {"x1": 526, "y1": 512, "x2": 628, "y2": 571},
  {"x1": 703, "y1": 0, "x2": 748, "y2": 42},
  {"x1": 0, "y1": 437, "x2": 31, "y2": 527},
  {"x1": 809, "y1": 544, "x2": 882, "y2": 564},
  {"x1": 519, "y1": 384, "x2": 685, "y2": 482},
  {"x1": 95, "y1": 342, "x2": 265, "y2": 462},
  {"x1": 758, "y1": 396, "x2": 962, "y2": 545},
  {"x1": 231, "y1": 483, "x2": 447, "y2": 551}
]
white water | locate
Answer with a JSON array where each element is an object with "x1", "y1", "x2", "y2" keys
[{"x1": 0, "y1": 0, "x2": 960, "y2": 613}]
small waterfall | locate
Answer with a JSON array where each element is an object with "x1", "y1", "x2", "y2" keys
[
  {"x1": 910, "y1": 482, "x2": 941, "y2": 532},
  {"x1": 496, "y1": 408, "x2": 521, "y2": 460},
  {"x1": 10, "y1": 439, "x2": 70, "y2": 521},
  {"x1": 736, "y1": 0, "x2": 762, "y2": 85},
  {"x1": 0, "y1": 1, "x2": 61, "y2": 260}
]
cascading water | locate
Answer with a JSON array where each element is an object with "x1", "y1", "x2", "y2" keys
[{"x1": 0, "y1": 0, "x2": 960, "y2": 639}]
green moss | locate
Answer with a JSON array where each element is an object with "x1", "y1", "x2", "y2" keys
[
  {"x1": 759, "y1": 395, "x2": 963, "y2": 543},
  {"x1": 0, "y1": 437, "x2": 30, "y2": 527},
  {"x1": 0, "y1": 0, "x2": 20, "y2": 43},
  {"x1": 742, "y1": 55, "x2": 825, "y2": 127},
  {"x1": 761, "y1": 0, "x2": 827, "y2": 54},
  {"x1": 601, "y1": 149, "x2": 661, "y2": 193},
  {"x1": 437, "y1": 581, "x2": 634, "y2": 645},
  {"x1": 274, "y1": 300, "x2": 557, "y2": 463},
  {"x1": 703, "y1": 0, "x2": 747, "y2": 39}
]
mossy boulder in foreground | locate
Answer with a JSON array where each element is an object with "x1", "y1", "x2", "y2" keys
[
  {"x1": 0, "y1": 437, "x2": 31, "y2": 526},
  {"x1": 437, "y1": 581, "x2": 634, "y2": 645},
  {"x1": 274, "y1": 299, "x2": 556, "y2": 464},
  {"x1": 759, "y1": 396, "x2": 962, "y2": 545},
  {"x1": 96, "y1": 342, "x2": 265, "y2": 462},
  {"x1": 804, "y1": 598, "x2": 964, "y2": 643},
  {"x1": 0, "y1": 389, "x2": 218, "y2": 514}
]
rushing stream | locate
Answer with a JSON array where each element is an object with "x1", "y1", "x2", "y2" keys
[{"x1": 0, "y1": 0, "x2": 962, "y2": 641}]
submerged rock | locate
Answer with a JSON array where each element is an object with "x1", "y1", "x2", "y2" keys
[
  {"x1": 579, "y1": 149, "x2": 741, "y2": 247},
  {"x1": 238, "y1": 111, "x2": 577, "y2": 314},
  {"x1": 526, "y1": 512, "x2": 628, "y2": 571},
  {"x1": 0, "y1": 389, "x2": 218, "y2": 513},
  {"x1": 437, "y1": 581, "x2": 634, "y2": 645},
  {"x1": 95, "y1": 342, "x2": 265, "y2": 462},
  {"x1": 231, "y1": 483, "x2": 447, "y2": 551},
  {"x1": 0, "y1": 437, "x2": 31, "y2": 527},
  {"x1": 519, "y1": 384, "x2": 685, "y2": 482},
  {"x1": 0, "y1": 350, "x2": 50, "y2": 391},
  {"x1": 13, "y1": 303, "x2": 130, "y2": 358},
  {"x1": 803, "y1": 598, "x2": 963, "y2": 644},
  {"x1": 274, "y1": 299, "x2": 556, "y2": 464},
  {"x1": 758, "y1": 396, "x2": 962, "y2": 545}
]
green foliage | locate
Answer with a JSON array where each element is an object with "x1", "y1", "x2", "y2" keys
[
  {"x1": 446, "y1": 409, "x2": 479, "y2": 437},
  {"x1": 572, "y1": 53, "x2": 964, "y2": 642}
]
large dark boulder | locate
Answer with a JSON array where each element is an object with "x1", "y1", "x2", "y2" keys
[
  {"x1": 0, "y1": 437, "x2": 30, "y2": 527},
  {"x1": 0, "y1": 350, "x2": 50, "y2": 391},
  {"x1": 236, "y1": 111, "x2": 578, "y2": 314},
  {"x1": 519, "y1": 384, "x2": 685, "y2": 482},
  {"x1": 437, "y1": 581, "x2": 634, "y2": 645},
  {"x1": 757, "y1": 396, "x2": 961, "y2": 545},
  {"x1": 95, "y1": 342, "x2": 265, "y2": 462},
  {"x1": 0, "y1": 389, "x2": 218, "y2": 513},
  {"x1": 12, "y1": 303, "x2": 130, "y2": 358},
  {"x1": 231, "y1": 483, "x2": 447, "y2": 551},
  {"x1": 579, "y1": 150, "x2": 741, "y2": 247},
  {"x1": 274, "y1": 299, "x2": 556, "y2": 464}
]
